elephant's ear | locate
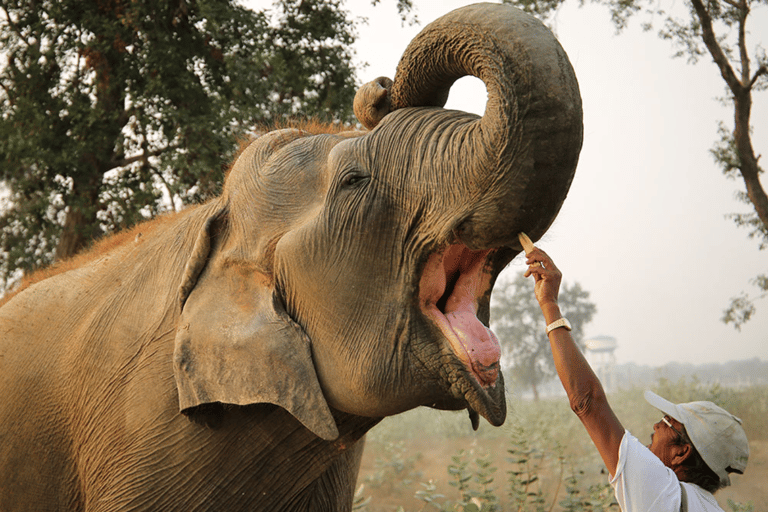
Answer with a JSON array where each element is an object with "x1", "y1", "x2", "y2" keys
[{"x1": 173, "y1": 212, "x2": 339, "y2": 441}]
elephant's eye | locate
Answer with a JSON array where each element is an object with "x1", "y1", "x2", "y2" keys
[{"x1": 340, "y1": 170, "x2": 370, "y2": 189}]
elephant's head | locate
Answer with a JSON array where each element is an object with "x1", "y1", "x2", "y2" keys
[{"x1": 173, "y1": 3, "x2": 582, "y2": 440}]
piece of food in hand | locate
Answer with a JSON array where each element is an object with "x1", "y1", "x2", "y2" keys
[
  {"x1": 518, "y1": 232, "x2": 535, "y2": 254},
  {"x1": 518, "y1": 232, "x2": 541, "y2": 267}
]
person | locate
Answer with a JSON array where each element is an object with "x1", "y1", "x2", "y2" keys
[{"x1": 523, "y1": 246, "x2": 749, "y2": 512}]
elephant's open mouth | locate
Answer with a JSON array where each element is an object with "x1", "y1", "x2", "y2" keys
[{"x1": 419, "y1": 243, "x2": 505, "y2": 426}]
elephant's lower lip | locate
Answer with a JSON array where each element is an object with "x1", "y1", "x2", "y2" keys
[
  {"x1": 461, "y1": 372, "x2": 506, "y2": 427},
  {"x1": 423, "y1": 302, "x2": 501, "y2": 387}
]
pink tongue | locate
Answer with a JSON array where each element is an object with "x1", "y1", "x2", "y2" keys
[
  {"x1": 419, "y1": 246, "x2": 502, "y2": 387},
  {"x1": 444, "y1": 309, "x2": 501, "y2": 386}
]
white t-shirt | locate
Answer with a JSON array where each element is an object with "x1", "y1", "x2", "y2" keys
[{"x1": 609, "y1": 430, "x2": 724, "y2": 512}]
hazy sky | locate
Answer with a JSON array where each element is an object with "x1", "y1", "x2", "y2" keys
[{"x1": 248, "y1": 0, "x2": 767, "y2": 366}]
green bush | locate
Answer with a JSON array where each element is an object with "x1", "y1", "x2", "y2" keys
[{"x1": 364, "y1": 441, "x2": 423, "y2": 493}]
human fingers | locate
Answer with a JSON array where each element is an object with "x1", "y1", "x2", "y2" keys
[
  {"x1": 524, "y1": 247, "x2": 547, "y2": 268},
  {"x1": 524, "y1": 264, "x2": 544, "y2": 280},
  {"x1": 526, "y1": 247, "x2": 559, "y2": 273}
]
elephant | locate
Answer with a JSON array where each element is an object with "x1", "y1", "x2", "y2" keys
[{"x1": 0, "y1": 3, "x2": 582, "y2": 511}]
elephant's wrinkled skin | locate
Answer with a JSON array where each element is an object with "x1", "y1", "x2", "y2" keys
[{"x1": 0, "y1": 4, "x2": 582, "y2": 511}]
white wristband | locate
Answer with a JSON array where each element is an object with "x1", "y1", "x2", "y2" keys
[{"x1": 546, "y1": 317, "x2": 572, "y2": 334}]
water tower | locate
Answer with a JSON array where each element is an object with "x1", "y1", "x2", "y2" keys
[{"x1": 584, "y1": 335, "x2": 617, "y2": 392}]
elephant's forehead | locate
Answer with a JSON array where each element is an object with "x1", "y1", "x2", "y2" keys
[
  {"x1": 266, "y1": 134, "x2": 355, "y2": 174},
  {"x1": 270, "y1": 135, "x2": 338, "y2": 167},
  {"x1": 326, "y1": 137, "x2": 362, "y2": 169}
]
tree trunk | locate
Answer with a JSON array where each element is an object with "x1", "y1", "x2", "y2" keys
[
  {"x1": 54, "y1": 28, "x2": 126, "y2": 262},
  {"x1": 690, "y1": 0, "x2": 768, "y2": 234},
  {"x1": 54, "y1": 182, "x2": 102, "y2": 261},
  {"x1": 733, "y1": 91, "x2": 768, "y2": 231}
]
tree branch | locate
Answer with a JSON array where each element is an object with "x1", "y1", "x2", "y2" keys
[
  {"x1": 751, "y1": 65, "x2": 768, "y2": 88},
  {"x1": 739, "y1": 171, "x2": 768, "y2": 233},
  {"x1": 151, "y1": 169, "x2": 178, "y2": 213},
  {"x1": 109, "y1": 144, "x2": 180, "y2": 170},
  {"x1": 0, "y1": 80, "x2": 11, "y2": 99},
  {"x1": 737, "y1": 0, "x2": 750, "y2": 85},
  {"x1": 689, "y1": 0, "x2": 744, "y2": 93},
  {"x1": 0, "y1": 5, "x2": 25, "y2": 43}
]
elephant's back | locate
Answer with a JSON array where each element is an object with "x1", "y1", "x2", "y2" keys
[
  {"x1": 0, "y1": 262, "x2": 99, "y2": 373},
  {"x1": 0, "y1": 270, "x2": 90, "y2": 510}
]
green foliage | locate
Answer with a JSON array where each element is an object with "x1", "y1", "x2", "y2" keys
[
  {"x1": 0, "y1": 0, "x2": 360, "y2": 282},
  {"x1": 712, "y1": 121, "x2": 768, "y2": 251},
  {"x1": 413, "y1": 481, "x2": 446, "y2": 509},
  {"x1": 447, "y1": 450, "x2": 499, "y2": 511},
  {"x1": 357, "y1": 379, "x2": 765, "y2": 511},
  {"x1": 558, "y1": 469, "x2": 617, "y2": 511},
  {"x1": 722, "y1": 273, "x2": 768, "y2": 330},
  {"x1": 360, "y1": 421, "x2": 618, "y2": 511},
  {"x1": 727, "y1": 499, "x2": 754, "y2": 512},
  {"x1": 490, "y1": 271, "x2": 596, "y2": 399},
  {"x1": 506, "y1": 424, "x2": 549, "y2": 511},
  {"x1": 371, "y1": 0, "x2": 418, "y2": 24},
  {"x1": 364, "y1": 441, "x2": 423, "y2": 493},
  {"x1": 354, "y1": 484, "x2": 374, "y2": 511},
  {"x1": 352, "y1": 485, "x2": 371, "y2": 510},
  {"x1": 411, "y1": 449, "x2": 500, "y2": 511}
]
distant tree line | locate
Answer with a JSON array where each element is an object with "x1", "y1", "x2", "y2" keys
[{"x1": 616, "y1": 357, "x2": 768, "y2": 389}]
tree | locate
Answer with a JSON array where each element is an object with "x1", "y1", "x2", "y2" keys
[
  {"x1": 0, "y1": 0, "x2": 360, "y2": 286},
  {"x1": 491, "y1": 271, "x2": 596, "y2": 401},
  {"x1": 503, "y1": 0, "x2": 767, "y2": 327}
]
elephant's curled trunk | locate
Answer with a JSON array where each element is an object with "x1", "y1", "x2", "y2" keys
[{"x1": 356, "y1": 3, "x2": 583, "y2": 249}]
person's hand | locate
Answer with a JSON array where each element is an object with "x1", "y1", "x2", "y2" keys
[{"x1": 524, "y1": 247, "x2": 562, "y2": 308}]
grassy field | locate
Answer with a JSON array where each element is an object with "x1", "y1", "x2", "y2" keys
[{"x1": 355, "y1": 379, "x2": 766, "y2": 511}]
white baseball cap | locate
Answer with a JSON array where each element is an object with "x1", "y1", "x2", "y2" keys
[{"x1": 644, "y1": 390, "x2": 749, "y2": 487}]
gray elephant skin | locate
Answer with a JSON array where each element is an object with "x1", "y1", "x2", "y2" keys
[{"x1": 0, "y1": 3, "x2": 582, "y2": 511}]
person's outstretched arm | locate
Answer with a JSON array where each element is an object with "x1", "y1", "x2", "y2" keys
[{"x1": 524, "y1": 247, "x2": 625, "y2": 475}]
